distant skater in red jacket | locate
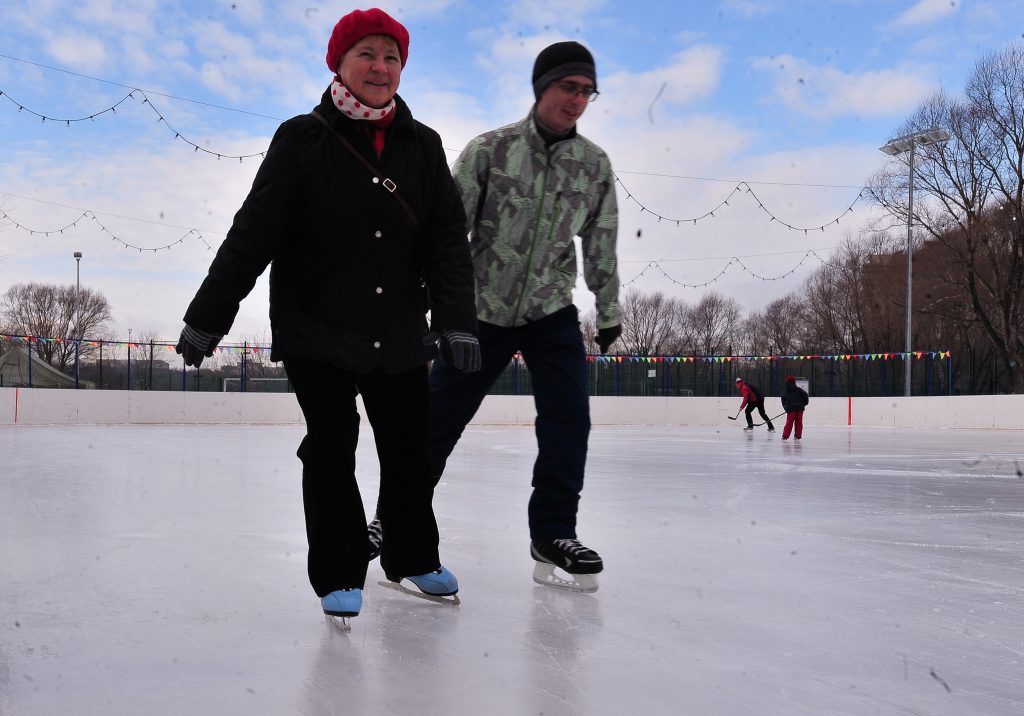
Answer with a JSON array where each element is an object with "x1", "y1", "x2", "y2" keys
[{"x1": 735, "y1": 377, "x2": 775, "y2": 432}]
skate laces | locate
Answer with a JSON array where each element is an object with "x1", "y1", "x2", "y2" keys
[{"x1": 553, "y1": 538, "x2": 592, "y2": 556}]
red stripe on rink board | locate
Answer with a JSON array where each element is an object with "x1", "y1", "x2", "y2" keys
[{"x1": 848, "y1": 396, "x2": 852, "y2": 426}]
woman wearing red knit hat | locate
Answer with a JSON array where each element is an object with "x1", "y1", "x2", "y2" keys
[{"x1": 176, "y1": 8, "x2": 479, "y2": 626}]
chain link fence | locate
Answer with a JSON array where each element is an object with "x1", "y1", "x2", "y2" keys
[{"x1": 2, "y1": 336, "x2": 1007, "y2": 397}]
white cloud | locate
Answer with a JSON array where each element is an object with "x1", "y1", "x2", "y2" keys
[
  {"x1": 753, "y1": 54, "x2": 933, "y2": 119},
  {"x1": 587, "y1": 142, "x2": 885, "y2": 314},
  {"x1": 381, "y1": 0, "x2": 460, "y2": 16},
  {"x1": 602, "y1": 45, "x2": 723, "y2": 117},
  {"x1": 190, "y1": 23, "x2": 312, "y2": 104},
  {"x1": 719, "y1": 0, "x2": 779, "y2": 19},
  {"x1": 490, "y1": 0, "x2": 607, "y2": 32},
  {"x1": 222, "y1": 0, "x2": 266, "y2": 25},
  {"x1": 592, "y1": 113, "x2": 753, "y2": 177},
  {"x1": 71, "y1": 0, "x2": 161, "y2": 34},
  {"x1": 461, "y1": 30, "x2": 567, "y2": 122},
  {"x1": 4, "y1": 0, "x2": 62, "y2": 35},
  {"x1": 46, "y1": 31, "x2": 108, "y2": 72},
  {"x1": 675, "y1": 30, "x2": 708, "y2": 45},
  {"x1": 406, "y1": 89, "x2": 493, "y2": 150},
  {"x1": 460, "y1": 34, "x2": 726, "y2": 135},
  {"x1": 0, "y1": 129, "x2": 270, "y2": 340},
  {"x1": 889, "y1": 0, "x2": 959, "y2": 29}
]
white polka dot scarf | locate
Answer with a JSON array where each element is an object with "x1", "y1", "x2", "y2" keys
[{"x1": 330, "y1": 78, "x2": 395, "y2": 120}]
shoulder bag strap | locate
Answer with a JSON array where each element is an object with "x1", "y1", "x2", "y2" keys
[{"x1": 309, "y1": 109, "x2": 418, "y2": 229}]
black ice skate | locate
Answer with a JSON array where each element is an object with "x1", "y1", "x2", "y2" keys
[
  {"x1": 367, "y1": 516, "x2": 382, "y2": 561},
  {"x1": 530, "y1": 538, "x2": 603, "y2": 593}
]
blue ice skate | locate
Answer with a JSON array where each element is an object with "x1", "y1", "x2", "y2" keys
[
  {"x1": 321, "y1": 587, "x2": 362, "y2": 616},
  {"x1": 380, "y1": 566, "x2": 460, "y2": 606},
  {"x1": 404, "y1": 566, "x2": 459, "y2": 595},
  {"x1": 321, "y1": 588, "x2": 362, "y2": 630}
]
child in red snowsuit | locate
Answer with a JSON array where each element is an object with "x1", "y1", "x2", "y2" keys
[
  {"x1": 780, "y1": 376, "x2": 809, "y2": 440},
  {"x1": 735, "y1": 378, "x2": 775, "y2": 432}
]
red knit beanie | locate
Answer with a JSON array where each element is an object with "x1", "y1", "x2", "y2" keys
[
  {"x1": 326, "y1": 8, "x2": 410, "y2": 73},
  {"x1": 786, "y1": 375, "x2": 796, "y2": 383}
]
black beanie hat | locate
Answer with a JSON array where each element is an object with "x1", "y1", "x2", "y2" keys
[{"x1": 532, "y1": 41, "x2": 597, "y2": 100}]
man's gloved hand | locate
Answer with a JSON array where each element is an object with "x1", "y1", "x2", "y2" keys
[
  {"x1": 595, "y1": 324, "x2": 622, "y2": 355},
  {"x1": 175, "y1": 325, "x2": 222, "y2": 369},
  {"x1": 425, "y1": 329, "x2": 480, "y2": 372}
]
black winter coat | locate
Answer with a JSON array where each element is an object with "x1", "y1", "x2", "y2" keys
[
  {"x1": 183, "y1": 88, "x2": 477, "y2": 374},
  {"x1": 781, "y1": 382, "x2": 809, "y2": 412}
]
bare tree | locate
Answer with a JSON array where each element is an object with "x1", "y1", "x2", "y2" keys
[
  {"x1": 687, "y1": 292, "x2": 741, "y2": 355},
  {"x1": 578, "y1": 312, "x2": 599, "y2": 355},
  {"x1": 240, "y1": 331, "x2": 278, "y2": 376},
  {"x1": 662, "y1": 297, "x2": 695, "y2": 355},
  {"x1": 851, "y1": 232, "x2": 910, "y2": 352},
  {"x1": 870, "y1": 43, "x2": 1024, "y2": 391},
  {"x1": 745, "y1": 295, "x2": 811, "y2": 356},
  {"x1": 618, "y1": 288, "x2": 678, "y2": 355},
  {"x1": 128, "y1": 330, "x2": 167, "y2": 390},
  {"x1": 0, "y1": 282, "x2": 113, "y2": 371}
]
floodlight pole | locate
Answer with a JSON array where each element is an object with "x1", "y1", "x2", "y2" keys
[
  {"x1": 904, "y1": 143, "x2": 915, "y2": 398},
  {"x1": 879, "y1": 128, "x2": 950, "y2": 396},
  {"x1": 74, "y1": 251, "x2": 82, "y2": 388}
]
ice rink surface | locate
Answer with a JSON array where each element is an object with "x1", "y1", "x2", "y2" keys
[{"x1": 2, "y1": 422, "x2": 1023, "y2": 716}]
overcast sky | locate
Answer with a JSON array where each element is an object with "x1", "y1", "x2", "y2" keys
[{"x1": 1, "y1": 0, "x2": 1023, "y2": 343}]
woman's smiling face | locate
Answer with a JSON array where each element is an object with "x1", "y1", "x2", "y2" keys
[{"x1": 337, "y1": 35, "x2": 402, "y2": 109}]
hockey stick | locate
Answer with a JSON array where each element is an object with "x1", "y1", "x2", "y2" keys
[
  {"x1": 727, "y1": 409, "x2": 742, "y2": 421},
  {"x1": 753, "y1": 412, "x2": 786, "y2": 427}
]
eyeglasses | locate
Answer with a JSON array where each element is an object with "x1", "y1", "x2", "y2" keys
[{"x1": 552, "y1": 81, "x2": 600, "y2": 102}]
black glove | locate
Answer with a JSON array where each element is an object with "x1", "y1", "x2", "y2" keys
[
  {"x1": 440, "y1": 329, "x2": 481, "y2": 372},
  {"x1": 175, "y1": 324, "x2": 222, "y2": 369},
  {"x1": 425, "y1": 329, "x2": 481, "y2": 372},
  {"x1": 595, "y1": 324, "x2": 622, "y2": 355}
]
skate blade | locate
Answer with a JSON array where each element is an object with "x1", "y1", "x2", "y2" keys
[
  {"x1": 377, "y1": 579, "x2": 461, "y2": 607},
  {"x1": 532, "y1": 562, "x2": 599, "y2": 593},
  {"x1": 325, "y1": 615, "x2": 352, "y2": 632}
]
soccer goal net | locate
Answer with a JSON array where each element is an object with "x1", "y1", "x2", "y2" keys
[{"x1": 222, "y1": 377, "x2": 292, "y2": 393}]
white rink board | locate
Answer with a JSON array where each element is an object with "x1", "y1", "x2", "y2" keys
[{"x1": 1, "y1": 387, "x2": 1022, "y2": 430}]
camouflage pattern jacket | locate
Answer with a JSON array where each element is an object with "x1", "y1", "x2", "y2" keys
[{"x1": 452, "y1": 112, "x2": 620, "y2": 328}]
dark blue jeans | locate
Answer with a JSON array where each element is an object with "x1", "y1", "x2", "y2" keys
[{"x1": 429, "y1": 306, "x2": 590, "y2": 541}]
